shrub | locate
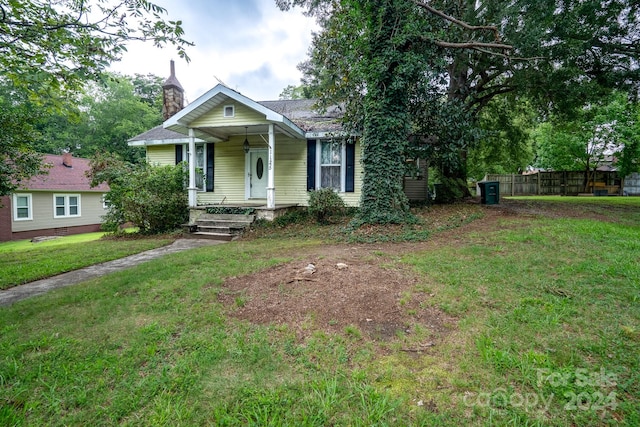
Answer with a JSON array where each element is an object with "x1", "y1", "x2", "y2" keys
[
  {"x1": 89, "y1": 154, "x2": 188, "y2": 234},
  {"x1": 308, "y1": 188, "x2": 346, "y2": 224}
]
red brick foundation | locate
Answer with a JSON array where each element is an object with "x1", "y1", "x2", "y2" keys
[
  {"x1": 8, "y1": 224, "x2": 103, "y2": 242},
  {"x1": 0, "y1": 196, "x2": 12, "y2": 242}
]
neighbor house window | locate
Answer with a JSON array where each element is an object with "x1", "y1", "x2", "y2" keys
[
  {"x1": 13, "y1": 194, "x2": 32, "y2": 221},
  {"x1": 54, "y1": 194, "x2": 81, "y2": 218},
  {"x1": 223, "y1": 105, "x2": 235, "y2": 117},
  {"x1": 318, "y1": 140, "x2": 344, "y2": 191}
]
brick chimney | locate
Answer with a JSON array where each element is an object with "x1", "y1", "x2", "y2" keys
[
  {"x1": 62, "y1": 152, "x2": 72, "y2": 168},
  {"x1": 162, "y1": 60, "x2": 185, "y2": 121}
]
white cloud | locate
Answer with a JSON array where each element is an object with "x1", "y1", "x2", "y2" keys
[{"x1": 108, "y1": 1, "x2": 317, "y2": 102}]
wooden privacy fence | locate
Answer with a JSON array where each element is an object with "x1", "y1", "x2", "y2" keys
[{"x1": 482, "y1": 171, "x2": 623, "y2": 196}]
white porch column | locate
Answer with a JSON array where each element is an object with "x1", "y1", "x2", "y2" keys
[
  {"x1": 188, "y1": 128, "x2": 197, "y2": 207},
  {"x1": 267, "y1": 123, "x2": 275, "y2": 208}
]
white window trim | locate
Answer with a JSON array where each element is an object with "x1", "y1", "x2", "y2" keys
[
  {"x1": 53, "y1": 194, "x2": 81, "y2": 218},
  {"x1": 187, "y1": 143, "x2": 207, "y2": 191},
  {"x1": 223, "y1": 105, "x2": 235, "y2": 118},
  {"x1": 13, "y1": 193, "x2": 33, "y2": 221},
  {"x1": 315, "y1": 140, "x2": 346, "y2": 192}
]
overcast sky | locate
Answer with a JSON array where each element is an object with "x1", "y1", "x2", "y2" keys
[{"x1": 108, "y1": 0, "x2": 317, "y2": 103}]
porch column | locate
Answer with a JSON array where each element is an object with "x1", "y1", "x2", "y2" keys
[
  {"x1": 267, "y1": 123, "x2": 275, "y2": 208},
  {"x1": 188, "y1": 128, "x2": 197, "y2": 207}
]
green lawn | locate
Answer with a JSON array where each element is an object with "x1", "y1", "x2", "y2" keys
[
  {"x1": 0, "y1": 233, "x2": 173, "y2": 289},
  {"x1": 0, "y1": 200, "x2": 638, "y2": 426}
]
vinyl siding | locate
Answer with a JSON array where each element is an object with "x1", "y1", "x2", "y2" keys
[
  {"x1": 403, "y1": 159, "x2": 428, "y2": 201},
  {"x1": 147, "y1": 145, "x2": 176, "y2": 166},
  {"x1": 12, "y1": 191, "x2": 107, "y2": 233},
  {"x1": 146, "y1": 135, "x2": 363, "y2": 207},
  {"x1": 198, "y1": 136, "x2": 247, "y2": 205},
  {"x1": 190, "y1": 103, "x2": 267, "y2": 127}
]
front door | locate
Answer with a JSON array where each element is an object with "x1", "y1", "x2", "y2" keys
[{"x1": 247, "y1": 149, "x2": 268, "y2": 199}]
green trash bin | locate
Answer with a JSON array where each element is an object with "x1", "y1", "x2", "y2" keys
[{"x1": 478, "y1": 181, "x2": 500, "y2": 205}]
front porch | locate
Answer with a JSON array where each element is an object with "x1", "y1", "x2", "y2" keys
[
  {"x1": 183, "y1": 204, "x2": 301, "y2": 241},
  {"x1": 189, "y1": 203, "x2": 301, "y2": 223}
]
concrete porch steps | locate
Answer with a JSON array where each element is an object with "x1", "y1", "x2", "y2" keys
[{"x1": 184, "y1": 214, "x2": 255, "y2": 241}]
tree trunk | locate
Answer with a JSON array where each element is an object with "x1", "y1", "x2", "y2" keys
[
  {"x1": 437, "y1": 57, "x2": 473, "y2": 200},
  {"x1": 355, "y1": 0, "x2": 412, "y2": 224}
]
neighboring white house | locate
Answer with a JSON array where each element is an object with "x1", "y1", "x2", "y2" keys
[{"x1": 0, "y1": 153, "x2": 109, "y2": 242}]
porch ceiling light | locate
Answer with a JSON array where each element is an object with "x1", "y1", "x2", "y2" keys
[{"x1": 243, "y1": 126, "x2": 250, "y2": 153}]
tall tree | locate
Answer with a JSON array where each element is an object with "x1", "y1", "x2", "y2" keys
[
  {"x1": 277, "y1": 0, "x2": 515, "y2": 222},
  {"x1": 0, "y1": 0, "x2": 191, "y2": 97},
  {"x1": 533, "y1": 91, "x2": 640, "y2": 188},
  {"x1": 74, "y1": 74, "x2": 162, "y2": 162},
  {"x1": 0, "y1": 83, "x2": 44, "y2": 198},
  {"x1": 277, "y1": 0, "x2": 640, "y2": 215},
  {"x1": 0, "y1": 0, "x2": 191, "y2": 195},
  {"x1": 29, "y1": 74, "x2": 163, "y2": 163}
]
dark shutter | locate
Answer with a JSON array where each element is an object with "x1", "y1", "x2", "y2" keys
[
  {"x1": 307, "y1": 139, "x2": 316, "y2": 191},
  {"x1": 175, "y1": 144, "x2": 183, "y2": 164},
  {"x1": 345, "y1": 141, "x2": 355, "y2": 193},
  {"x1": 206, "y1": 143, "x2": 214, "y2": 192}
]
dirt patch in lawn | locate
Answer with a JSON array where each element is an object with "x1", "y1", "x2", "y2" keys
[
  {"x1": 218, "y1": 198, "x2": 618, "y2": 346},
  {"x1": 219, "y1": 254, "x2": 455, "y2": 345}
]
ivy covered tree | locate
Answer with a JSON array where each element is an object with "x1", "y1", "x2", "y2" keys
[
  {"x1": 277, "y1": 0, "x2": 516, "y2": 222},
  {"x1": 277, "y1": 0, "x2": 640, "y2": 220}
]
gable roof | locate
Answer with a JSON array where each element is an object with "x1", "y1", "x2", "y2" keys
[
  {"x1": 164, "y1": 84, "x2": 306, "y2": 141},
  {"x1": 20, "y1": 154, "x2": 109, "y2": 192},
  {"x1": 128, "y1": 84, "x2": 346, "y2": 146}
]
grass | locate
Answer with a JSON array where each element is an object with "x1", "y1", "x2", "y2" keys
[
  {"x1": 0, "y1": 231, "x2": 106, "y2": 253},
  {"x1": 0, "y1": 199, "x2": 638, "y2": 425},
  {"x1": 0, "y1": 233, "x2": 173, "y2": 289}
]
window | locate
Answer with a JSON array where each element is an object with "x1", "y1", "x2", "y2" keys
[
  {"x1": 186, "y1": 143, "x2": 215, "y2": 192},
  {"x1": 319, "y1": 140, "x2": 344, "y2": 191},
  {"x1": 223, "y1": 105, "x2": 235, "y2": 117},
  {"x1": 307, "y1": 139, "x2": 355, "y2": 193},
  {"x1": 195, "y1": 144, "x2": 205, "y2": 190},
  {"x1": 53, "y1": 194, "x2": 81, "y2": 218},
  {"x1": 13, "y1": 194, "x2": 32, "y2": 221}
]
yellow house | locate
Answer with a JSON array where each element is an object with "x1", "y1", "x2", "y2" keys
[
  {"x1": 128, "y1": 62, "x2": 427, "y2": 223},
  {"x1": 129, "y1": 74, "x2": 361, "y2": 217}
]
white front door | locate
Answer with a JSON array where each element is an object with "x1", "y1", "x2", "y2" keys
[{"x1": 247, "y1": 149, "x2": 268, "y2": 199}]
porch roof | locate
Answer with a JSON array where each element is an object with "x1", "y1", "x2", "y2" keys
[
  {"x1": 128, "y1": 84, "x2": 346, "y2": 147},
  {"x1": 163, "y1": 84, "x2": 306, "y2": 142}
]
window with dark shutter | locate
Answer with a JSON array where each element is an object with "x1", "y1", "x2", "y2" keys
[
  {"x1": 345, "y1": 142, "x2": 355, "y2": 193},
  {"x1": 307, "y1": 139, "x2": 316, "y2": 191},
  {"x1": 206, "y1": 143, "x2": 214, "y2": 192},
  {"x1": 175, "y1": 144, "x2": 183, "y2": 164}
]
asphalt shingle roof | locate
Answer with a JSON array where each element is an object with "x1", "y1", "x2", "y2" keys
[{"x1": 21, "y1": 154, "x2": 109, "y2": 192}]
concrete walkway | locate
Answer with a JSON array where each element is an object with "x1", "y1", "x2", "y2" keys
[{"x1": 0, "y1": 239, "x2": 226, "y2": 307}]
